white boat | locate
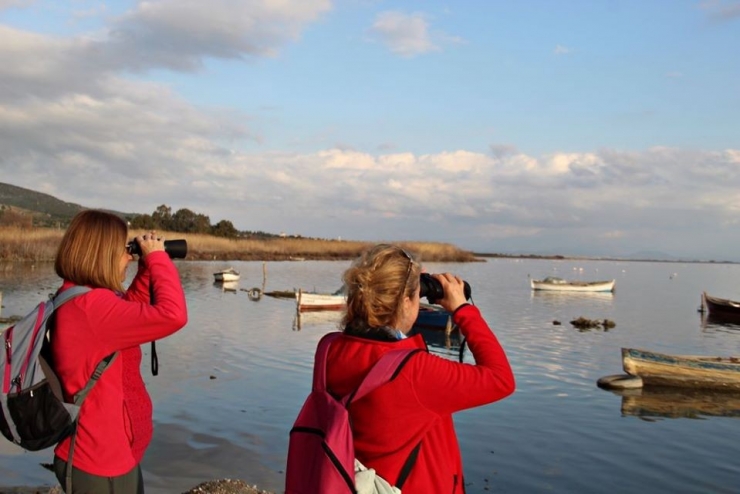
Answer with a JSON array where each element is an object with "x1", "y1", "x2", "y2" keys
[
  {"x1": 530, "y1": 277, "x2": 615, "y2": 292},
  {"x1": 296, "y1": 286, "x2": 347, "y2": 312},
  {"x1": 214, "y1": 268, "x2": 240, "y2": 282}
]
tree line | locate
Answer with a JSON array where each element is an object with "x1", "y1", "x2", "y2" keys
[{"x1": 129, "y1": 205, "x2": 281, "y2": 240}]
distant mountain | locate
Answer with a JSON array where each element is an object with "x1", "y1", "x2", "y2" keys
[{"x1": 0, "y1": 182, "x2": 131, "y2": 227}]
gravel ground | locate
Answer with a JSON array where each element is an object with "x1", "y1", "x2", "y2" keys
[{"x1": 0, "y1": 479, "x2": 275, "y2": 494}]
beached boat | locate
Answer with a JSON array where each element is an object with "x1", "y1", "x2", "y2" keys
[
  {"x1": 621, "y1": 348, "x2": 740, "y2": 391},
  {"x1": 530, "y1": 277, "x2": 615, "y2": 292},
  {"x1": 702, "y1": 292, "x2": 740, "y2": 320},
  {"x1": 214, "y1": 268, "x2": 240, "y2": 282},
  {"x1": 296, "y1": 286, "x2": 347, "y2": 312}
]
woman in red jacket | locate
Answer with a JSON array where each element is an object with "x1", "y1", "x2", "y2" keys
[
  {"x1": 51, "y1": 210, "x2": 188, "y2": 493},
  {"x1": 326, "y1": 244, "x2": 515, "y2": 493}
]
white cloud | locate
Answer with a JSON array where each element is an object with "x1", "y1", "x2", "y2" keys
[
  {"x1": 700, "y1": 0, "x2": 740, "y2": 21},
  {"x1": 554, "y1": 44, "x2": 571, "y2": 55},
  {"x1": 368, "y1": 11, "x2": 449, "y2": 57}
]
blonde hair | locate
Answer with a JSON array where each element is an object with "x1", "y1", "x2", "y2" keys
[
  {"x1": 342, "y1": 244, "x2": 421, "y2": 334},
  {"x1": 55, "y1": 210, "x2": 129, "y2": 292}
]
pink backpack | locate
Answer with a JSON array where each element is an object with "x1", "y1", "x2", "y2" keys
[{"x1": 285, "y1": 332, "x2": 418, "y2": 494}]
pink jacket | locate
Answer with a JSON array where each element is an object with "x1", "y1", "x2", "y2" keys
[{"x1": 52, "y1": 251, "x2": 188, "y2": 476}]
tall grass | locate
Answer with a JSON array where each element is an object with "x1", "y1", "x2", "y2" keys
[{"x1": 0, "y1": 227, "x2": 479, "y2": 262}]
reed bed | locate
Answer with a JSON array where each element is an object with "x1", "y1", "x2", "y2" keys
[{"x1": 0, "y1": 227, "x2": 478, "y2": 263}]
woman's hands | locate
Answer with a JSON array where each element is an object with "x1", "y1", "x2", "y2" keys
[
  {"x1": 432, "y1": 273, "x2": 468, "y2": 313},
  {"x1": 135, "y1": 231, "x2": 166, "y2": 257}
]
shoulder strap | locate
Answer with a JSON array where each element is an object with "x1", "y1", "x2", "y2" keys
[
  {"x1": 51, "y1": 286, "x2": 91, "y2": 308},
  {"x1": 345, "y1": 348, "x2": 419, "y2": 406},
  {"x1": 312, "y1": 332, "x2": 342, "y2": 392}
]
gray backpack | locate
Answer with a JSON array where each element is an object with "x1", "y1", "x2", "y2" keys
[{"x1": 0, "y1": 286, "x2": 116, "y2": 451}]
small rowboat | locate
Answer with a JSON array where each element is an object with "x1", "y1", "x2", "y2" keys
[
  {"x1": 702, "y1": 292, "x2": 740, "y2": 320},
  {"x1": 530, "y1": 277, "x2": 615, "y2": 292},
  {"x1": 296, "y1": 287, "x2": 347, "y2": 312},
  {"x1": 621, "y1": 348, "x2": 740, "y2": 391},
  {"x1": 214, "y1": 267, "x2": 240, "y2": 282}
]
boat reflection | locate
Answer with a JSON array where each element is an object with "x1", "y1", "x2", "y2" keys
[
  {"x1": 607, "y1": 386, "x2": 740, "y2": 420},
  {"x1": 213, "y1": 280, "x2": 239, "y2": 293},
  {"x1": 531, "y1": 289, "x2": 614, "y2": 306},
  {"x1": 292, "y1": 310, "x2": 343, "y2": 331},
  {"x1": 408, "y1": 325, "x2": 464, "y2": 360},
  {"x1": 700, "y1": 312, "x2": 740, "y2": 332}
]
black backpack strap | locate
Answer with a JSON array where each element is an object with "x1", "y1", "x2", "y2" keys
[
  {"x1": 396, "y1": 441, "x2": 422, "y2": 489},
  {"x1": 65, "y1": 352, "x2": 117, "y2": 494}
]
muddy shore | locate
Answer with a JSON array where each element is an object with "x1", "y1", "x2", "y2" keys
[{"x1": 0, "y1": 479, "x2": 275, "y2": 494}]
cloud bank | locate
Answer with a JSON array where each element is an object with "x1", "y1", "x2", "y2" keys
[{"x1": 0, "y1": 1, "x2": 738, "y2": 260}]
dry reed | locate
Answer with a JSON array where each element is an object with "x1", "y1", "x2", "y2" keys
[{"x1": 0, "y1": 227, "x2": 479, "y2": 263}]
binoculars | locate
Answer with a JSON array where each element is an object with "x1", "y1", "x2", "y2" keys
[
  {"x1": 419, "y1": 273, "x2": 472, "y2": 305},
  {"x1": 126, "y1": 239, "x2": 188, "y2": 259}
]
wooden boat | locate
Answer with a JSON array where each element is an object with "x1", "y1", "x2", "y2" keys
[
  {"x1": 622, "y1": 348, "x2": 740, "y2": 391},
  {"x1": 296, "y1": 286, "x2": 347, "y2": 312},
  {"x1": 702, "y1": 292, "x2": 740, "y2": 320},
  {"x1": 530, "y1": 277, "x2": 615, "y2": 292},
  {"x1": 214, "y1": 267, "x2": 240, "y2": 282}
]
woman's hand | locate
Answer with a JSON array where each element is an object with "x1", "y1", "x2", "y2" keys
[
  {"x1": 135, "y1": 231, "x2": 165, "y2": 258},
  {"x1": 433, "y1": 273, "x2": 468, "y2": 313}
]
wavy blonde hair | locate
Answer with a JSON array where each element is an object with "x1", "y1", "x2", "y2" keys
[
  {"x1": 342, "y1": 244, "x2": 421, "y2": 334},
  {"x1": 55, "y1": 210, "x2": 129, "y2": 292}
]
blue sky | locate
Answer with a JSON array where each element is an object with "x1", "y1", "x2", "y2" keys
[{"x1": 1, "y1": 0, "x2": 739, "y2": 260}]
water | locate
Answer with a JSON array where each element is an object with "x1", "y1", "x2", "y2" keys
[{"x1": 2, "y1": 259, "x2": 740, "y2": 493}]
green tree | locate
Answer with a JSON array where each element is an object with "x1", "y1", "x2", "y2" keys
[
  {"x1": 129, "y1": 214, "x2": 155, "y2": 229},
  {"x1": 171, "y1": 208, "x2": 211, "y2": 233},
  {"x1": 151, "y1": 204, "x2": 173, "y2": 230},
  {"x1": 211, "y1": 219, "x2": 238, "y2": 238}
]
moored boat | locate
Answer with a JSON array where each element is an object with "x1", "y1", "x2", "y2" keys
[
  {"x1": 414, "y1": 304, "x2": 454, "y2": 331},
  {"x1": 702, "y1": 292, "x2": 740, "y2": 320},
  {"x1": 530, "y1": 277, "x2": 615, "y2": 292},
  {"x1": 621, "y1": 348, "x2": 740, "y2": 391},
  {"x1": 296, "y1": 286, "x2": 347, "y2": 312},
  {"x1": 214, "y1": 267, "x2": 240, "y2": 282}
]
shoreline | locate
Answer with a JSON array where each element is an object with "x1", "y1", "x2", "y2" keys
[{"x1": 0, "y1": 479, "x2": 275, "y2": 494}]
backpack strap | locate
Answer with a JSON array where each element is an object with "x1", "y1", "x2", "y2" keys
[
  {"x1": 312, "y1": 332, "x2": 342, "y2": 392},
  {"x1": 344, "y1": 348, "x2": 420, "y2": 406},
  {"x1": 51, "y1": 286, "x2": 91, "y2": 309},
  {"x1": 65, "y1": 352, "x2": 118, "y2": 494},
  {"x1": 51, "y1": 286, "x2": 116, "y2": 494}
]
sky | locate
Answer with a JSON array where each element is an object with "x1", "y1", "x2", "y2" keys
[{"x1": 0, "y1": 1, "x2": 739, "y2": 260}]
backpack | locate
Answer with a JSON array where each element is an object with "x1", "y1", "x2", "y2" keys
[
  {"x1": 285, "y1": 332, "x2": 421, "y2": 494},
  {"x1": 0, "y1": 286, "x2": 116, "y2": 452}
]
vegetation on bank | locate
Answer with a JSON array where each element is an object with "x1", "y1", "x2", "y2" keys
[{"x1": 0, "y1": 226, "x2": 479, "y2": 263}]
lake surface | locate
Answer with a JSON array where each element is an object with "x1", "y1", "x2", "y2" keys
[{"x1": 2, "y1": 258, "x2": 740, "y2": 493}]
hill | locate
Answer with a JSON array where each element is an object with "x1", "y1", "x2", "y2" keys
[{"x1": 0, "y1": 182, "x2": 131, "y2": 227}]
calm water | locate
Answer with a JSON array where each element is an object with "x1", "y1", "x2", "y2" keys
[{"x1": 2, "y1": 259, "x2": 740, "y2": 493}]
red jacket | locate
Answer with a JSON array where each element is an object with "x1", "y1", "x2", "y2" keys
[
  {"x1": 326, "y1": 304, "x2": 515, "y2": 494},
  {"x1": 52, "y1": 252, "x2": 188, "y2": 476}
]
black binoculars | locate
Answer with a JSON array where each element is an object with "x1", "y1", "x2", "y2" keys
[
  {"x1": 126, "y1": 239, "x2": 188, "y2": 259},
  {"x1": 419, "y1": 273, "x2": 472, "y2": 305}
]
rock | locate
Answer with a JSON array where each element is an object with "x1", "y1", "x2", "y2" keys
[{"x1": 183, "y1": 479, "x2": 274, "y2": 494}]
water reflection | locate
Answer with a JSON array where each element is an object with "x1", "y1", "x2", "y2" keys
[
  {"x1": 213, "y1": 281, "x2": 239, "y2": 293},
  {"x1": 606, "y1": 386, "x2": 740, "y2": 420},
  {"x1": 701, "y1": 312, "x2": 740, "y2": 332},
  {"x1": 292, "y1": 310, "x2": 342, "y2": 331},
  {"x1": 530, "y1": 289, "x2": 615, "y2": 305}
]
